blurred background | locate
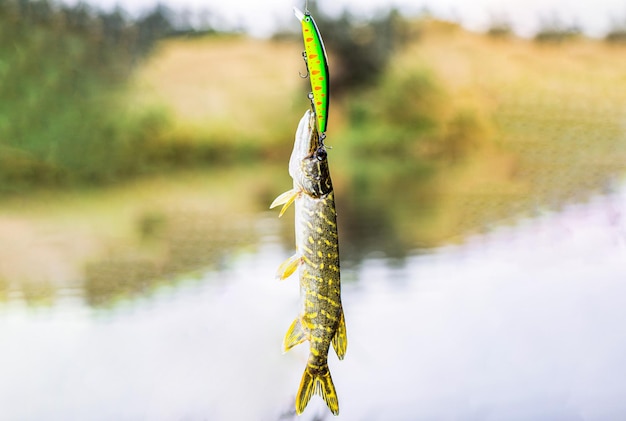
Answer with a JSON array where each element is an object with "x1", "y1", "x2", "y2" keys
[{"x1": 1, "y1": 0, "x2": 626, "y2": 420}]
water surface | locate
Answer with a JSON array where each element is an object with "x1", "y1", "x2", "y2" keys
[{"x1": 1, "y1": 171, "x2": 625, "y2": 420}]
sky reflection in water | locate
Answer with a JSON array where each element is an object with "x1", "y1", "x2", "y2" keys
[{"x1": 1, "y1": 185, "x2": 626, "y2": 420}]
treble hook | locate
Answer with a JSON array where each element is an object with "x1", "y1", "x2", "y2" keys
[{"x1": 298, "y1": 51, "x2": 309, "y2": 78}]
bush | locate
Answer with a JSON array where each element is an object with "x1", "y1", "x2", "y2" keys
[
  {"x1": 486, "y1": 17, "x2": 513, "y2": 38},
  {"x1": 0, "y1": 0, "x2": 187, "y2": 190},
  {"x1": 605, "y1": 17, "x2": 626, "y2": 43},
  {"x1": 343, "y1": 66, "x2": 446, "y2": 158},
  {"x1": 534, "y1": 16, "x2": 582, "y2": 43}
]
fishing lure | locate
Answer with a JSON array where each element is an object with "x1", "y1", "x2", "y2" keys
[{"x1": 294, "y1": 7, "x2": 330, "y2": 137}]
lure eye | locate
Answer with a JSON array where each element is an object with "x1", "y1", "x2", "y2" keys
[{"x1": 305, "y1": 17, "x2": 311, "y2": 22}]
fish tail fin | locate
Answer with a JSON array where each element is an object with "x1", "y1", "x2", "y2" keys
[{"x1": 296, "y1": 364, "x2": 339, "y2": 416}]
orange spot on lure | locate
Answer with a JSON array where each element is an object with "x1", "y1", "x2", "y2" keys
[{"x1": 294, "y1": 7, "x2": 329, "y2": 136}]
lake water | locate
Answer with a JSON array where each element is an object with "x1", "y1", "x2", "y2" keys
[{"x1": 1, "y1": 170, "x2": 625, "y2": 420}]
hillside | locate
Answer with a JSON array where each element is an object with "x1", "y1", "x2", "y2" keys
[
  {"x1": 133, "y1": 21, "x2": 626, "y2": 236},
  {"x1": 412, "y1": 22, "x2": 626, "y2": 233},
  {"x1": 132, "y1": 35, "x2": 306, "y2": 157}
]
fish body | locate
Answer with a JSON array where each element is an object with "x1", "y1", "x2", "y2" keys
[
  {"x1": 294, "y1": 7, "x2": 330, "y2": 136},
  {"x1": 271, "y1": 110, "x2": 346, "y2": 416}
]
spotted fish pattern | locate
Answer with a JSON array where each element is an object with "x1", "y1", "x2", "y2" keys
[{"x1": 270, "y1": 110, "x2": 346, "y2": 416}]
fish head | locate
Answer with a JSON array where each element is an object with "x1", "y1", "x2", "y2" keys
[{"x1": 289, "y1": 110, "x2": 332, "y2": 198}]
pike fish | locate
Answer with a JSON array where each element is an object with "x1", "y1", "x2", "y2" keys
[{"x1": 270, "y1": 109, "x2": 347, "y2": 416}]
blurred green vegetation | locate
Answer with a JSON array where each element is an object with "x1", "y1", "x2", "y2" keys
[
  {"x1": 342, "y1": 67, "x2": 446, "y2": 158},
  {"x1": 0, "y1": 0, "x2": 241, "y2": 194},
  {"x1": 4, "y1": 0, "x2": 424, "y2": 193},
  {"x1": 0, "y1": 0, "x2": 163, "y2": 190},
  {"x1": 3, "y1": 0, "x2": 626, "y2": 200},
  {"x1": 337, "y1": 59, "x2": 489, "y2": 184}
]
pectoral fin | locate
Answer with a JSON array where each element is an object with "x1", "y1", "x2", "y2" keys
[
  {"x1": 284, "y1": 317, "x2": 307, "y2": 353},
  {"x1": 276, "y1": 254, "x2": 302, "y2": 280},
  {"x1": 270, "y1": 189, "x2": 299, "y2": 217},
  {"x1": 332, "y1": 309, "x2": 347, "y2": 360}
]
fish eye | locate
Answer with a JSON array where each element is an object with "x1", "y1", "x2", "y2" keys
[{"x1": 316, "y1": 147, "x2": 327, "y2": 161}]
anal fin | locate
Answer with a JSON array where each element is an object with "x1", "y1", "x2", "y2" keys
[
  {"x1": 284, "y1": 317, "x2": 307, "y2": 353},
  {"x1": 276, "y1": 254, "x2": 302, "y2": 280}
]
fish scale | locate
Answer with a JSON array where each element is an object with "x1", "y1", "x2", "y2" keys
[{"x1": 299, "y1": 192, "x2": 341, "y2": 341}]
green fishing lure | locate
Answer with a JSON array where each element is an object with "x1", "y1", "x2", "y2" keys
[{"x1": 294, "y1": 7, "x2": 330, "y2": 136}]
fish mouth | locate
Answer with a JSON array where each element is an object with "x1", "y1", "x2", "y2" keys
[
  {"x1": 293, "y1": 7, "x2": 305, "y2": 21},
  {"x1": 289, "y1": 110, "x2": 321, "y2": 177}
]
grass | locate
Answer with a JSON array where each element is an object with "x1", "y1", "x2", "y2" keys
[{"x1": 131, "y1": 35, "x2": 307, "y2": 160}]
